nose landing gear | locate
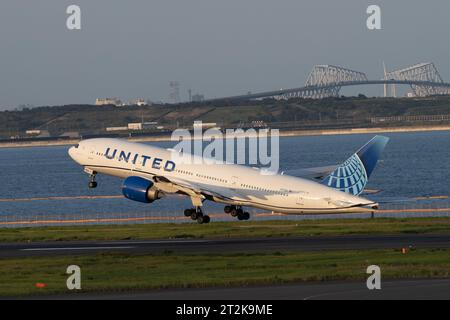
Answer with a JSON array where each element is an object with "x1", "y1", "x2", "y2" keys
[
  {"x1": 84, "y1": 168, "x2": 98, "y2": 189},
  {"x1": 88, "y1": 174, "x2": 97, "y2": 188},
  {"x1": 88, "y1": 178, "x2": 97, "y2": 189}
]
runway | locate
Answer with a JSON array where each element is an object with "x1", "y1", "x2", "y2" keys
[
  {"x1": 2, "y1": 233, "x2": 450, "y2": 258},
  {"x1": 27, "y1": 278, "x2": 450, "y2": 300},
  {"x1": 3, "y1": 235, "x2": 450, "y2": 300}
]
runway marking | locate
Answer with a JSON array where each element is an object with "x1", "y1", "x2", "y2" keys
[
  {"x1": 302, "y1": 279, "x2": 450, "y2": 300},
  {"x1": 103, "y1": 240, "x2": 209, "y2": 245},
  {"x1": 303, "y1": 287, "x2": 367, "y2": 301},
  {"x1": 21, "y1": 246, "x2": 134, "y2": 251},
  {"x1": 414, "y1": 196, "x2": 449, "y2": 200}
]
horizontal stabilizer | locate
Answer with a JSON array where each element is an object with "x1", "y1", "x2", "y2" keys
[{"x1": 282, "y1": 165, "x2": 338, "y2": 180}]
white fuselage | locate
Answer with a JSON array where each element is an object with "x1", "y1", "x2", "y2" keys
[{"x1": 68, "y1": 138, "x2": 377, "y2": 214}]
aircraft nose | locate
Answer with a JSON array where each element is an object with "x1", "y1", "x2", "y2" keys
[{"x1": 68, "y1": 145, "x2": 79, "y2": 162}]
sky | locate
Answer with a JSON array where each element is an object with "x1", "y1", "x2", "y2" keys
[{"x1": 0, "y1": 0, "x2": 449, "y2": 109}]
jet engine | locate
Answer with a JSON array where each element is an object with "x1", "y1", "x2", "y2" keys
[{"x1": 121, "y1": 176, "x2": 161, "y2": 203}]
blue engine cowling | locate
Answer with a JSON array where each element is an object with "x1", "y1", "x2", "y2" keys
[{"x1": 122, "y1": 176, "x2": 157, "y2": 203}]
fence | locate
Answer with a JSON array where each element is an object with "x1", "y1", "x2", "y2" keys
[
  {"x1": 370, "y1": 114, "x2": 450, "y2": 124},
  {"x1": 1, "y1": 195, "x2": 450, "y2": 228}
]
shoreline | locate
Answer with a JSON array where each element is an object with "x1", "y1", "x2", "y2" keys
[{"x1": 1, "y1": 124, "x2": 450, "y2": 148}]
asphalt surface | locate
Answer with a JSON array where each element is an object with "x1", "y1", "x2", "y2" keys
[
  {"x1": 25, "y1": 279, "x2": 450, "y2": 300},
  {"x1": 2, "y1": 234, "x2": 450, "y2": 258}
]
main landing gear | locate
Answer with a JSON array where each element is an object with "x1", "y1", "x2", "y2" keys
[
  {"x1": 184, "y1": 207, "x2": 211, "y2": 224},
  {"x1": 224, "y1": 205, "x2": 250, "y2": 221}
]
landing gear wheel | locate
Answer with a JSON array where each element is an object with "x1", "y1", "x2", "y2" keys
[
  {"x1": 229, "y1": 205, "x2": 249, "y2": 221},
  {"x1": 88, "y1": 173, "x2": 97, "y2": 189},
  {"x1": 235, "y1": 208, "x2": 244, "y2": 217},
  {"x1": 197, "y1": 214, "x2": 211, "y2": 224},
  {"x1": 224, "y1": 206, "x2": 232, "y2": 214},
  {"x1": 191, "y1": 207, "x2": 204, "y2": 221},
  {"x1": 185, "y1": 206, "x2": 210, "y2": 224},
  {"x1": 191, "y1": 211, "x2": 199, "y2": 220},
  {"x1": 231, "y1": 208, "x2": 242, "y2": 217},
  {"x1": 240, "y1": 212, "x2": 250, "y2": 220}
]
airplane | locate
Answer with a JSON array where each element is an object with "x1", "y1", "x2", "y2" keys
[{"x1": 68, "y1": 135, "x2": 389, "y2": 224}]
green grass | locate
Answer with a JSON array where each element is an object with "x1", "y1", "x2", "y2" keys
[
  {"x1": 2, "y1": 217, "x2": 450, "y2": 243},
  {"x1": 2, "y1": 248, "x2": 450, "y2": 296}
]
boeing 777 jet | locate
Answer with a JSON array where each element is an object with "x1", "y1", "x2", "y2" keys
[{"x1": 68, "y1": 136, "x2": 389, "y2": 224}]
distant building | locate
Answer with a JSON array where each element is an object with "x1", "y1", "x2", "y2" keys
[
  {"x1": 250, "y1": 121, "x2": 267, "y2": 128},
  {"x1": 135, "y1": 99, "x2": 147, "y2": 106},
  {"x1": 38, "y1": 130, "x2": 51, "y2": 138},
  {"x1": 193, "y1": 122, "x2": 218, "y2": 130},
  {"x1": 60, "y1": 131, "x2": 80, "y2": 138},
  {"x1": 25, "y1": 130, "x2": 50, "y2": 138},
  {"x1": 95, "y1": 98, "x2": 122, "y2": 106},
  {"x1": 127, "y1": 122, "x2": 158, "y2": 130},
  {"x1": 106, "y1": 126, "x2": 129, "y2": 132},
  {"x1": 192, "y1": 94, "x2": 205, "y2": 102},
  {"x1": 26, "y1": 129, "x2": 50, "y2": 137},
  {"x1": 128, "y1": 99, "x2": 151, "y2": 106},
  {"x1": 25, "y1": 130, "x2": 41, "y2": 136}
]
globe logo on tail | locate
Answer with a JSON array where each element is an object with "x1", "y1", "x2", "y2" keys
[{"x1": 324, "y1": 154, "x2": 368, "y2": 196}]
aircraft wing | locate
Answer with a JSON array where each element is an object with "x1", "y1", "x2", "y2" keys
[
  {"x1": 152, "y1": 175, "x2": 234, "y2": 203},
  {"x1": 153, "y1": 175, "x2": 203, "y2": 196},
  {"x1": 281, "y1": 165, "x2": 338, "y2": 180}
]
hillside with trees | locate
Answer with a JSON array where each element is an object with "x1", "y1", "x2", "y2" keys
[{"x1": 2, "y1": 95, "x2": 450, "y2": 139}]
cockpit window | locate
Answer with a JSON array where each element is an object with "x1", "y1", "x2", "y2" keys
[{"x1": 74, "y1": 144, "x2": 79, "y2": 149}]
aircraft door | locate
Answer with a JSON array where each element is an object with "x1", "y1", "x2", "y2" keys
[
  {"x1": 230, "y1": 176, "x2": 239, "y2": 189},
  {"x1": 295, "y1": 191, "x2": 308, "y2": 206}
]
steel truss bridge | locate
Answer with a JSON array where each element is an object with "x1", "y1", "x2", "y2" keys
[{"x1": 211, "y1": 63, "x2": 450, "y2": 101}]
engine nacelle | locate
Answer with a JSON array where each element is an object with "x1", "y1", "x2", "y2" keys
[{"x1": 121, "y1": 176, "x2": 161, "y2": 203}]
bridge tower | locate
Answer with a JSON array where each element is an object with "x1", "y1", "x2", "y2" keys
[
  {"x1": 383, "y1": 62, "x2": 397, "y2": 97},
  {"x1": 283, "y1": 65, "x2": 368, "y2": 99},
  {"x1": 169, "y1": 81, "x2": 181, "y2": 104},
  {"x1": 385, "y1": 63, "x2": 448, "y2": 97}
]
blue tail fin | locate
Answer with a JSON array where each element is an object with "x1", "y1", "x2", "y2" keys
[{"x1": 321, "y1": 136, "x2": 389, "y2": 196}]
